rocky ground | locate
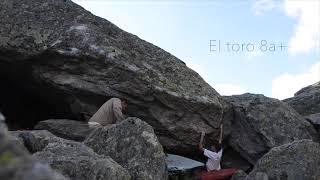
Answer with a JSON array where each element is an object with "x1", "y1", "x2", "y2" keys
[{"x1": 0, "y1": 0, "x2": 320, "y2": 180}]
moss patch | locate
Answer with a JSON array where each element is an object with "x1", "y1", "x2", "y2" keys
[{"x1": 0, "y1": 151, "x2": 15, "y2": 166}]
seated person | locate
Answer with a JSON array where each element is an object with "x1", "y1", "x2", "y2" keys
[
  {"x1": 88, "y1": 97, "x2": 128, "y2": 126},
  {"x1": 198, "y1": 124, "x2": 224, "y2": 171}
]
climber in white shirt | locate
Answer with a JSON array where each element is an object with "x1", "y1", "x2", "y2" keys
[{"x1": 198, "y1": 124, "x2": 224, "y2": 171}]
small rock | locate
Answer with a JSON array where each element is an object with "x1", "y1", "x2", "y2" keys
[
  {"x1": 34, "y1": 119, "x2": 97, "y2": 141},
  {"x1": 10, "y1": 130, "x2": 60, "y2": 153}
]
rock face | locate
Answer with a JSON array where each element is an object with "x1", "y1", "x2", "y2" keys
[
  {"x1": 84, "y1": 117, "x2": 167, "y2": 180},
  {"x1": 0, "y1": 0, "x2": 233, "y2": 157},
  {"x1": 220, "y1": 148, "x2": 252, "y2": 172},
  {"x1": 247, "y1": 140, "x2": 320, "y2": 180},
  {"x1": 0, "y1": 113, "x2": 68, "y2": 180},
  {"x1": 11, "y1": 130, "x2": 131, "y2": 180},
  {"x1": 224, "y1": 93, "x2": 318, "y2": 165},
  {"x1": 306, "y1": 113, "x2": 320, "y2": 131},
  {"x1": 34, "y1": 119, "x2": 97, "y2": 141},
  {"x1": 10, "y1": 130, "x2": 58, "y2": 153},
  {"x1": 284, "y1": 81, "x2": 320, "y2": 116}
]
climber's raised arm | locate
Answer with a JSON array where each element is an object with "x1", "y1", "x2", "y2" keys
[
  {"x1": 198, "y1": 132, "x2": 205, "y2": 151},
  {"x1": 218, "y1": 124, "x2": 223, "y2": 144}
]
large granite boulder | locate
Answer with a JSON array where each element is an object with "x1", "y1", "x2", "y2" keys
[
  {"x1": 0, "y1": 113, "x2": 68, "y2": 180},
  {"x1": 34, "y1": 119, "x2": 97, "y2": 141},
  {"x1": 224, "y1": 93, "x2": 318, "y2": 165},
  {"x1": 84, "y1": 117, "x2": 167, "y2": 180},
  {"x1": 246, "y1": 140, "x2": 320, "y2": 180},
  {"x1": 11, "y1": 130, "x2": 131, "y2": 180},
  {"x1": 0, "y1": 0, "x2": 233, "y2": 157},
  {"x1": 284, "y1": 81, "x2": 320, "y2": 116}
]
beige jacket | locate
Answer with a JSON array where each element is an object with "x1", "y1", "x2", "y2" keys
[{"x1": 89, "y1": 98, "x2": 124, "y2": 126}]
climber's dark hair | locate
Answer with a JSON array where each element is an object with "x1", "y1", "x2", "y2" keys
[{"x1": 120, "y1": 98, "x2": 128, "y2": 104}]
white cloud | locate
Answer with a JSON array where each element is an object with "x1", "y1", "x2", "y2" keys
[
  {"x1": 214, "y1": 84, "x2": 248, "y2": 96},
  {"x1": 284, "y1": 0, "x2": 320, "y2": 55},
  {"x1": 252, "y1": 0, "x2": 277, "y2": 16},
  {"x1": 186, "y1": 61, "x2": 208, "y2": 80},
  {"x1": 186, "y1": 61, "x2": 247, "y2": 96},
  {"x1": 252, "y1": 0, "x2": 320, "y2": 55},
  {"x1": 272, "y1": 61, "x2": 320, "y2": 100}
]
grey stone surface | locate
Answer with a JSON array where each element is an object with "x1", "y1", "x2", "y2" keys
[
  {"x1": 0, "y1": 113, "x2": 68, "y2": 180},
  {"x1": 284, "y1": 81, "x2": 320, "y2": 116},
  {"x1": 10, "y1": 130, "x2": 61, "y2": 153},
  {"x1": 84, "y1": 117, "x2": 167, "y2": 180},
  {"x1": 11, "y1": 130, "x2": 131, "y2": 180},
  {"x1": 34, "y1": 119, "x2": 97, "y2": 141},
  {"x1": 0, "y1": 0, "x2": 233, "y2": 157},
  {"x1": 34, "y1": 138, "x2": 131, "y2": 180},
  {"x1": 221, "y1": 147, "x2": 252, "y2": 172},
  {"x1": 224, "y1": 93, "x2": 318, "y2": 164},
  {"x1": 305, "y1": 113, "x2": 320, "y2": 131},
  {"x1": 246, "y1": 140, "x2": 320, "y2": 180}
]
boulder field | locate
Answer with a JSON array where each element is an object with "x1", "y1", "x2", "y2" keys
[{"x1": 1, "y1": 0, "x2": 320, "y2": 179}]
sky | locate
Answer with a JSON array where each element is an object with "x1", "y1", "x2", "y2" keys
[{"x1": 72, "y1": 0, "x2": 320, "y2": 100}]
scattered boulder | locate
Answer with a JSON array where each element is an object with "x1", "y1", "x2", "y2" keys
[
  {"x1": 0, "y1": 113, "x2": 68, "y2": 180},
  {"x1": 224, "y1": 93, "x2": 318, "y2": 164},
  {"x1": 10, "y1": 130, "x2": 61, "y2": 153},
  {"x1": 284, "y1": 81, "x2": 320, "y2": 116},
  {"x1": 11, "y1": 130, "x2": 131, "y2": 180},
  {"x1": 2, "y1": 0, "x2": 319, "y2": 180},
  {"x1": 34, "y1": 138, "x2": 131, "y2": 180},
  {"x1": 305, "y1": 113, "x2": 320, "y2": 131},
  {"x1": 246, "y1": 140, "x2": 320, "y2": 180},
  {"x1": 0, "y1": 0, "x2": 233, "y2": 157},
  {"x1": 84, "y1": 117, "x2": 167, "y2": 180},
  {"x1": 34, "y1": 119, "x2": 97, "y2": 141}
]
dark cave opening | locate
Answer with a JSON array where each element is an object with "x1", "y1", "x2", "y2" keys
[
  {"x1": 0, "y1": 78, "x2": 61, "y2": 130},
  {"x1": 0, "y1": 57, "x2": 80, "y2": 131}
]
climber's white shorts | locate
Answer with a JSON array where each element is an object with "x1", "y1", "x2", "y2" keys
[{"x1": 88, "y1": 121, "x2": 102, "y2": 127}]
